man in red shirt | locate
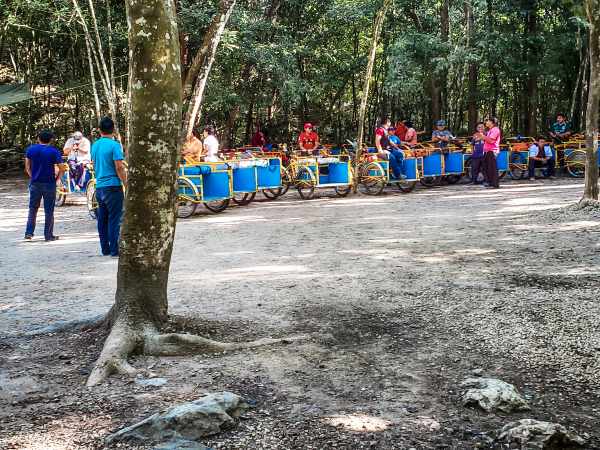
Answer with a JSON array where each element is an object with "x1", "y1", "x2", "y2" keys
[{"x1": 298, "y1": 123, "x2": 320, "y2": 155}]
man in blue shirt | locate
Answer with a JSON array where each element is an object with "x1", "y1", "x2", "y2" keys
[
  {"x1": 549, "y1": 113, "x2": 572, "y2": 143},
  {"x1": 528, "y1": 136, "x2": 556, "y2": 181},
  {"x1": 24, "y1": 130, "x2": 64, "y2": 241},
  {"x1": 91, "y1": 117, "x2": 127, "y2": 257}
]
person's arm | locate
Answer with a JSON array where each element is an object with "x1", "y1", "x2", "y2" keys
[
  {"x1": 115, "y1": 160, "x2": 127, "y2": 185},
  {"x1": 481, "y1": 131, "x2": 498, "y2": 144},
  {"x1": 529, "y1": 146, "x2": 541, "y2": 161},
  {"x1": 314, "y1": 134, "x2": 320, "y2": 148},
  {"x1": 431, "y1": 132, "x2": 440, "y2": 142},
  {"x1": 56, "y1": 162, "x2": 65, "y2": 181},
  {"x1": 375, "y1": 133, "x2": 383, "y2": 152},
  {"x1": 25, "y1": 158, "x2": 31, "y2": 177}
]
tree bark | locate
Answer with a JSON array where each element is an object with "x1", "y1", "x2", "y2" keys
[
  {"x1": 355, "y1": 0, "x2": 391, "y2": 185},
  {"x1": 583, "y1": 0, "x2": 599, "y2": 202},
  {"x1": 525, "y1": 1, "x2": 538, "y2": 136},
  {"x1": 181, "y1": 0, "x2": 236, "y2": 141}
]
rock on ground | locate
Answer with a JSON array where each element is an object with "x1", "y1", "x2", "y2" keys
[
  {"x1": 106, "y1": 392, "x2": 249, "y2": 446},
  {"x1": 461, "y1": 378, "x2": 529, "y2": 413},
  {"x1": 497, "y1": 419, "x2": 586, "y2": 449}
]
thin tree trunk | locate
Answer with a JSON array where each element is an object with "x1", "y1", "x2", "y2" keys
[
  {"x1": 84, "y1": 31, "x2": 101, "y2": 122},
  {"x1": 583, "y1": 0, "x2": 599, "y2": 202},
  {"x1": 355, "y1": 0, "x2": 391, "y2": 190},
  {"x1": 181, "y1": 0, "x2": 236, "y2": 141},
  {"x1": 525, "y1": 1, "x2": 538, "y2": 136},
  {"x1": 465, "y1": 0, "x2": 478, "y2": 131}
]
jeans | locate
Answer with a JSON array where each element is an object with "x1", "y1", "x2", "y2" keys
[
  {"x1": 529, "y1": 157, "x2": 555, "y2": 178},
  {"x1": 25, "y1": 182, "x2": 56, "y2": 240},
  {"x1": 470, "y1": 157, "x2": 484, "y2": 183},
  {"x1": 96, "y1": 186, "x2": 124, "y2": 256},
  {"x1": 388, "y1": 149, "x2": 405, "y2": 179}
]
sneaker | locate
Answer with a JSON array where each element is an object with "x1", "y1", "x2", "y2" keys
[
  {"x1": 45, "y1": 236, "x2": 60, "y2": 242},
  {"x1": 529, "y1": 177, "x2": 536, "y2": 181},
  {"x1": 24, "y1": 234, "x2": 33, "y2": 240}
]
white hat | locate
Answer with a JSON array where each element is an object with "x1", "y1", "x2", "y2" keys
[{"x1": 73, "y1": 131, "x2": 83, "y2": 141}]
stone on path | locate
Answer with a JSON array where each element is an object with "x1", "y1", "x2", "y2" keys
[
  {"x1": 106, "y1": 392, "x2": 249, "y2": 446},
  {"x1": 461, "y1": 378, "x2": 529, "y2": 413},
  {"x1": 497, "y1": 419, "x2": 586, "y2": 449}
]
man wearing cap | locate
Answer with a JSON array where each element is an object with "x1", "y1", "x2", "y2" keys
[
  {"x1": 431, "y1": 120, "x2": 455, "y2": 151},
  {"x1": 63, "y1": 131, "x2": 92, "y2": 189},
  {"x1": 298, "y1": 123, "x2": 320, "y2": 155}
]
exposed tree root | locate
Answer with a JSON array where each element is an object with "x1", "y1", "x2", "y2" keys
[
  {"x1": 25, "y1": 313, "x2": 108, "y2": 337},
  {"x1": 86, "y1": 319, "x2": 308, "y2": 387},
  {"x1": 576, "y1": 198, "x2": 600, "y2": 209}
]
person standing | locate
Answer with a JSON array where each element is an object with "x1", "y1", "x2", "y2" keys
[
  {"x1": 468, "y1": 123, "x2": 486, "y2": 184},
  {"x1": 91, "y1": 117, "x2": 126, "y2": 257},
  {"x1": 24, "y1": 130, "x2": 64, "y2": 241},
  {"x1": 201, "y1": 126, "x2": 221, "y2": 162},
  {"x1": 479, "y1": 117, "x2": 501, "y2": 189}
]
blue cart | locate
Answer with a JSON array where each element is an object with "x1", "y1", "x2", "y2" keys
[
  {"x1": 292, "y1": 155, "x2": 353, "y2": 199},
  {"x1": 177, "y1": 162, "x2": 233, "y2": 218}
]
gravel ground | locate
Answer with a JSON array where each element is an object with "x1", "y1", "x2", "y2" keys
[{"x1": 0, "y1": 176, "x2": 599, "y2": 449}]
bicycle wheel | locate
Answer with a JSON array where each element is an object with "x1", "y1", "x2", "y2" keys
[
  {"x1": 420, "y1": 176, "x2": 441, "y2": 187},
  {"x1": 565, "y1": 150, "x2": 586, "y2": 178},
  {"x1": 334, "y1": 185, "x2": 352, "y2": 197},
  {"x1": 204, "y1": 198, "x2": 230, "y2": 213},
  {"x1": 358, "y1": 161, "x2": 386, "y2": 195},
  {"x1": 396, "y1": 180, "x2": 417, "y2": 193},
  {"x1": 262, "y1": 188, "x2": 280, "y2": 199},
  {"x1": 176, "y1": 177, "x2": 198, "y2": 219},
  {"x1": 296, "y1": 166, "x2": 316, "y2": 200},
  {"x1": 444, "y1": 174, "x2": 461, "y2": 185},
  {"x1": 508, "y1": 152, "x2": 526, "y2": 180},
  {"x1": 85, "y1": 179, "x2": 97, "y2": 220},
  {"x1": 232, "y1": 192, "x2": 256, "y2": 206}
]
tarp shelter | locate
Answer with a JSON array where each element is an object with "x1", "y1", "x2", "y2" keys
[{"x1": 0, "y1": 83, "x2": 32, "y2": 106}]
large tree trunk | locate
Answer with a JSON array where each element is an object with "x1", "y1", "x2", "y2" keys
[
  {"x1": 583, "y1": 0, "x2": 600, "y2": 202},
  {"x1": 181, "y1": 0, "x2": 236, "y2": 141},
  {"x1": 525, "y1": 1, "x2": 538, "y2": 136},
  {"x1": 355, "y1": 0, "x2": 392, "y2": 181}
]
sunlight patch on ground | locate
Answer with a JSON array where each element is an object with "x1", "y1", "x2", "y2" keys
[
  {"x1": 453, "y1": 248, "x2": 496, "y2": 255},
  {"x1": 511, "y1": 220, "x2": 600, "y2": 232},
  {"x1": 323, "y1": 414, "x2": 392, "y2": 432}
]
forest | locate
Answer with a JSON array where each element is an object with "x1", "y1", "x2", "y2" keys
[{"x1": 0, "y1": 0, "x2": 593, "y2": 149}]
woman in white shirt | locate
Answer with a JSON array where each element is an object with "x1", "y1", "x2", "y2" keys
[{"x1": 202, "y1": 126, "x2": 220, "y2": 162}]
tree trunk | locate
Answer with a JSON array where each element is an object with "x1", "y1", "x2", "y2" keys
[
  {"x1": 87, "y1": 0, "x2": 182, "y2": 386},
  {"x1": 439, "y1": 0, "x2": 449, "y2": 118},
  {"x1": 355, "y1": 0, "x2": 392, "y2": 177},
  {"x1": 465, "y1": 0, "x2": 478, "y2": 131},
  {"x1": 181, "y1": 0, "x2": 236, "y2": 141},
  {"x1": 525, "y1": 1, "x2": 538, "y2": 136},
  {"x1": 583, "y1": 0, "x2": 600, "y2": 202}
]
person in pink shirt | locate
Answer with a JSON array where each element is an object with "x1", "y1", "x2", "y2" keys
[{"x1": 475, "y1": 117, "x2": 501, "y2": 188}]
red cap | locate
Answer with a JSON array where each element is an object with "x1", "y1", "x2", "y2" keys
[{"x1": 304, "y1": 123, "x2": 313, "y2": 129}]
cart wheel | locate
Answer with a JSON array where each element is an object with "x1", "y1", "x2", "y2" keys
[
  {"x1": 280, "y1": 166, "x2": 292, "y2": 196},
  {"x1": 176, "y1": 177, "x2": 198, "y2": 219},
  {"x1": 444, "y1": 174, "x2": 461, "y2": 185},
  {"x1": 262, "y1": 188, "x2": 281, "y2": 199},
  {"x1": 55, "y1": 183, "x2": 67, "y2": 207},
  {"x1": 334, "y1": 185, "x2": 352, "y2": 197},
  {"x1": 233, "y1": 192, "x2": 256, "y2": 206},
  {"x1": 86, "y1": 179, "x2": 97, "y2": 220},
  {"x1": 565, "y1": 150, "x2": 586, "y2": 178},
  {"x1": 296, "y1": 166, "x2": 316, "y2": 200},
  {"x1": 396, "y1": 180, "x2": 417, "y2": 193},
  {"x1": 420, "y1": 176, "x2": 441, "y2": 187},
  {"x1": 358, "y1": 161, "x2": 386, "y2": 195},
  {"x1": 508, "y1": 152, "x2": 528, "y2": 180},
  {"x1": 204, "y1": 198, "x2": 230, "y2": 213}
]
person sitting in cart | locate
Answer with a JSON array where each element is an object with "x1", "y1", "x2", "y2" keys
[
  {"x1": 202, "y1": 125, "x2": 221, "y2": 162},
  {"x1": 181, "y1": 130, "x2": 203, "y2": 162},
  {"x1": 528, "y1": 136, "x2": 556, "y2": 181},
  {"x1": 298, "y1": 123, "x2": 320, "y2": 155},
  {"x1": 63, "y1": 131, "x2": 91, "y2": 190},
  {"x1": 431, "y1": 120, "x2": 455, "y2": 151},
  {"x1": 403, "y1": 121, "x2": 419, "y2": 147},
  {"x1": 549, "y1": 113, "x2": 572, "y2": 143},
  {"x1": 375, "y1": 117, "x2": 405, "y2": 180}
]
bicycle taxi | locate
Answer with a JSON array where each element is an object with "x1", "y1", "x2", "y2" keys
[
  {"x1": 176, "y1": 157, "x2": 233, "y2": 218},
  {"x1": 55, "y1": 158, "x2": 98, "y2": 219},
  {"x1": 356, "y1": 144, "x2": 422, "y2": 194}
]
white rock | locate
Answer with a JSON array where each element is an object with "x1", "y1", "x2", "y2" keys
[{"x1": 461, "y1": 378, "x2": 529, "y2": 413}]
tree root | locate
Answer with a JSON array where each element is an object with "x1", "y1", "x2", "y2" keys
[
  {"x1": 576, "y1": 198, "x2": 600, "y2": 209},
  {"x1": 24, "y1": 314, "x2": 108, "y2": 337},
  {"x1": 86, "y1": 321, "x2": 308, "y2": 387}
]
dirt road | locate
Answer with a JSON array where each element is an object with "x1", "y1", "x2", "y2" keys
[{"x1": 1, "y1": 176, "x2": 599, "y2": 449}]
